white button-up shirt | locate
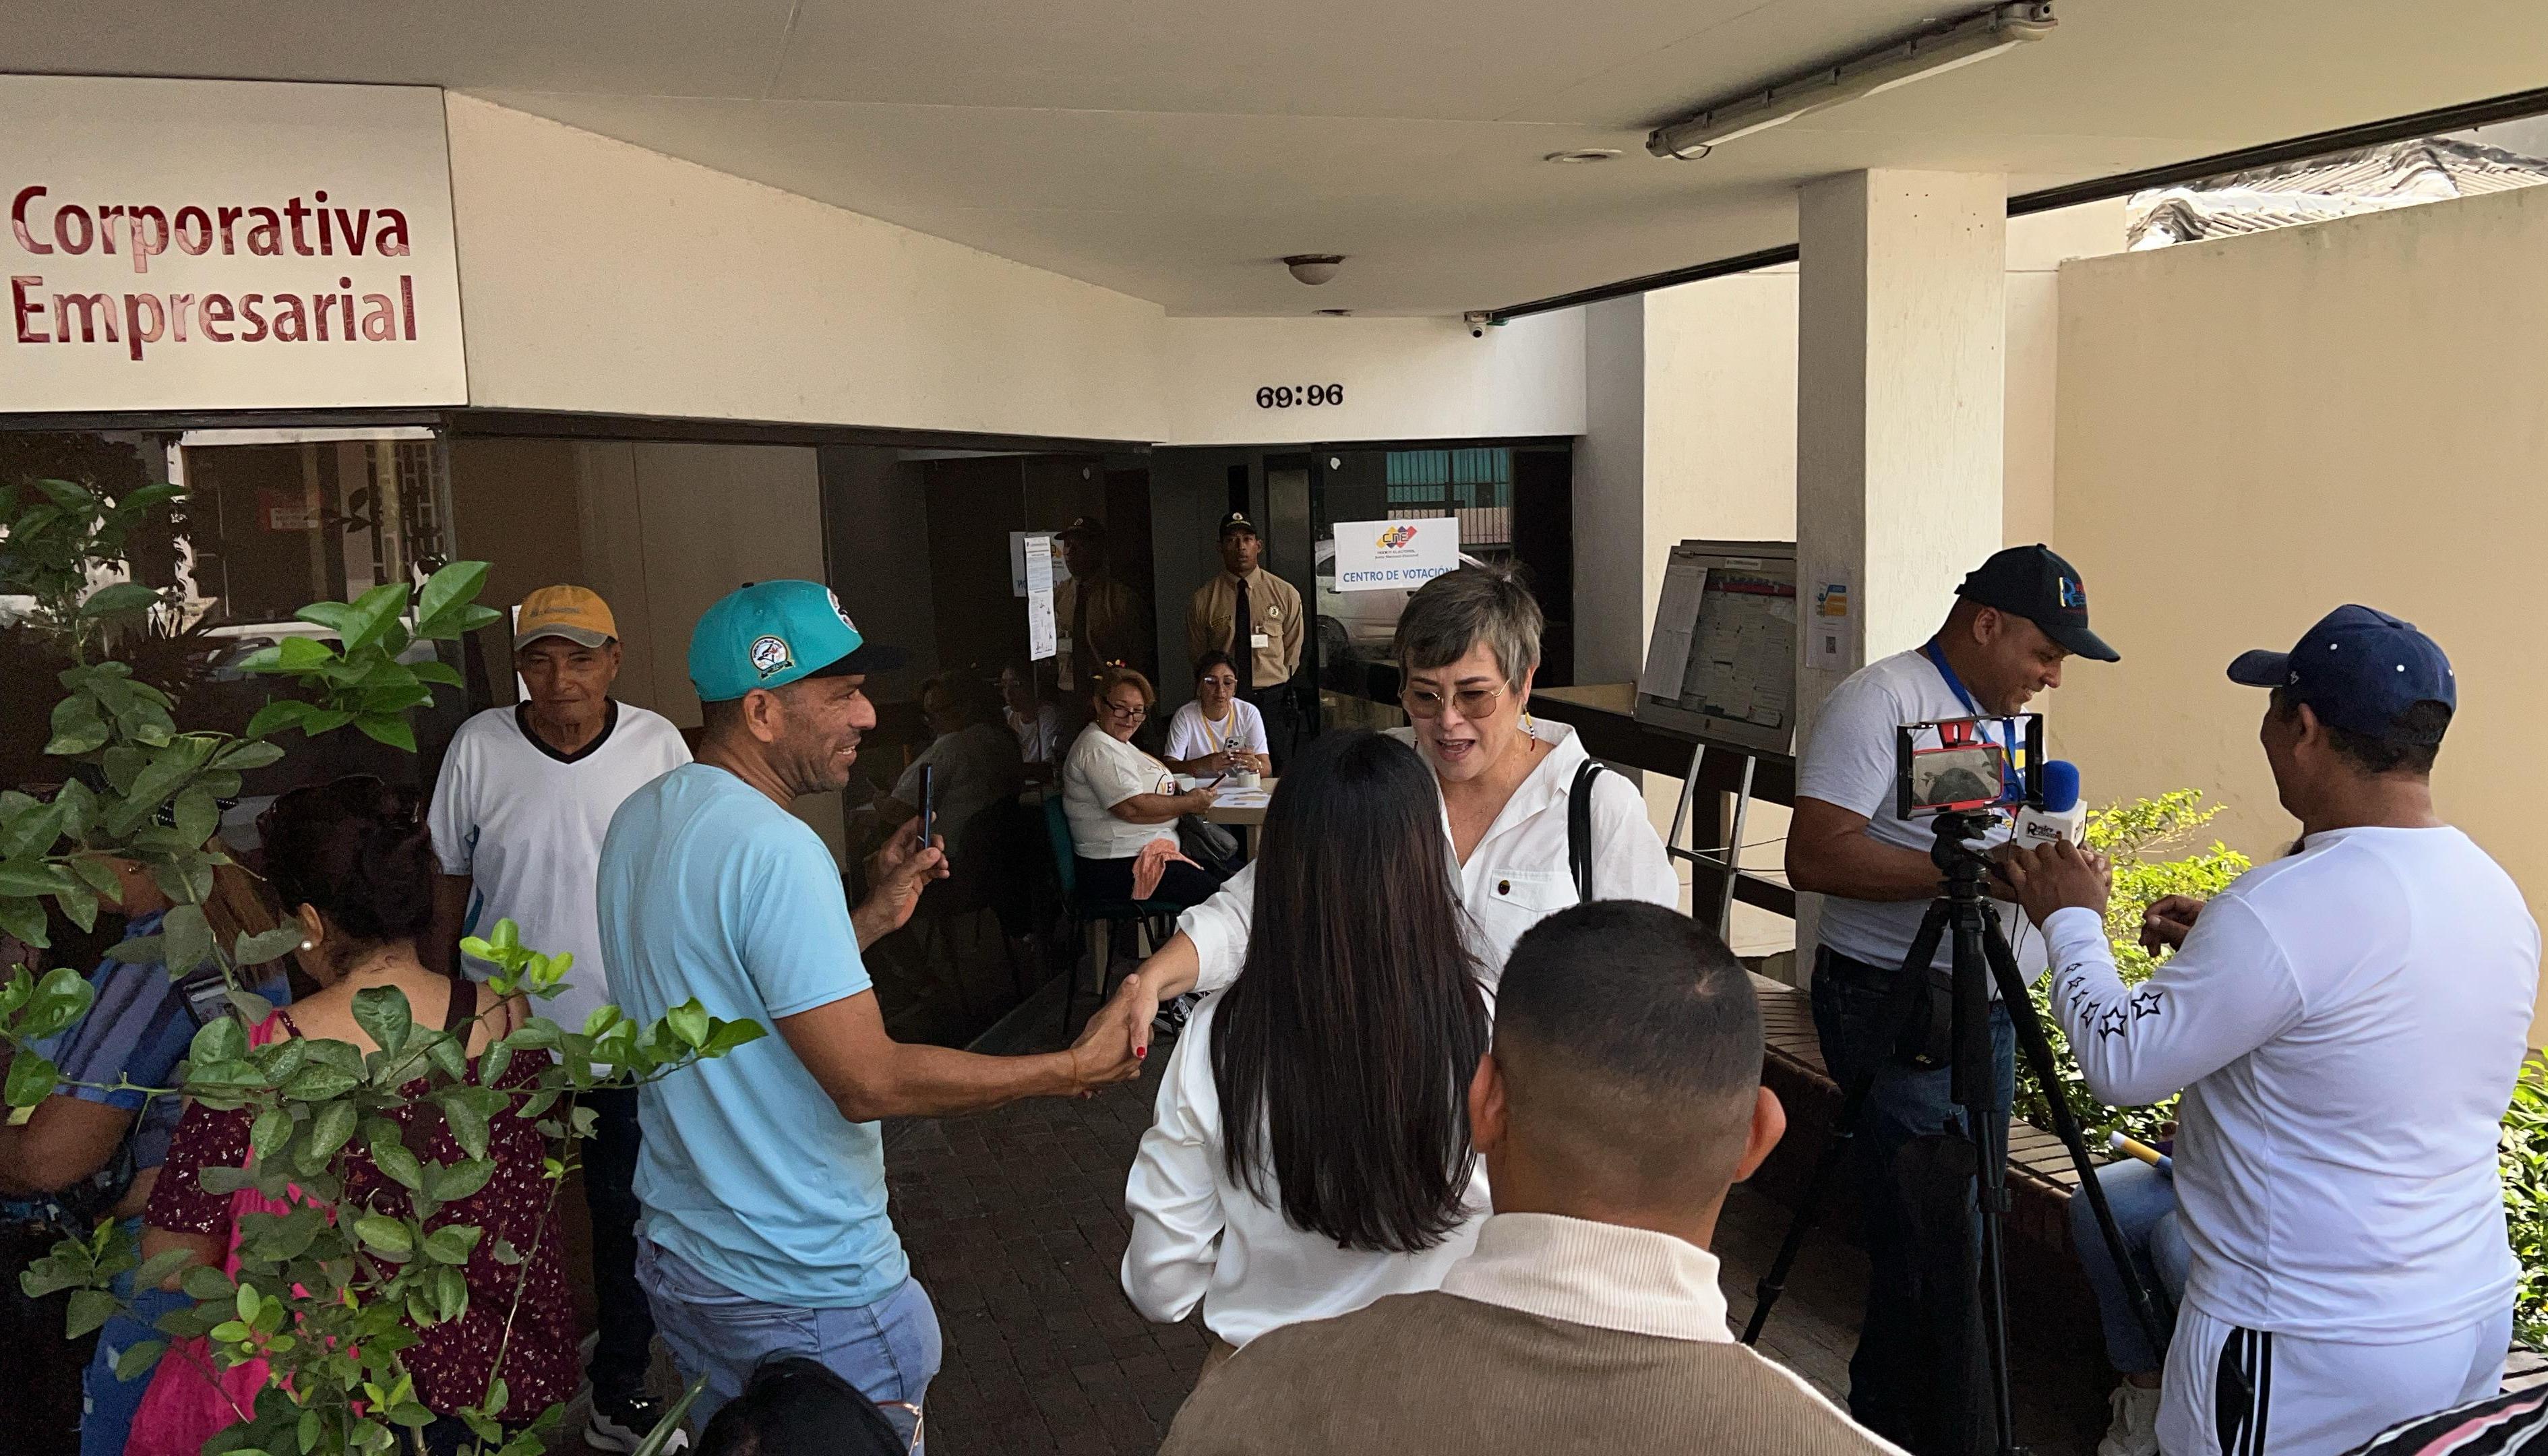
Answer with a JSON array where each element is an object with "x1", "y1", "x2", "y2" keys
[
  {"x1": 1178, "y1": 721, "x2": 1679, "y2": 993},
  {"x1": 1120, "y1": 992, "x2": 1492, "y2": 1346}
]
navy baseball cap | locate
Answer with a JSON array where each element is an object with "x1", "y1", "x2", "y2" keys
[
  {"x1": 688, "y1": 580, "x2": 905, "y2": 703},
  {"x1": 1955, "y1": 544, "x2": 2119, "y2": 663},
  {"x1": 2226, "y1": 605, "x2": 2454, "y2": 741}
]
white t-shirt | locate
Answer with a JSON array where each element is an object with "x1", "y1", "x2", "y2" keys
[
  {"x1": 890, "y1": 721, "x2": 1024, "y2": 849},
  {"x1": 1008, "y1": 703, "x2": 1062, "y2": 766},
  {"x1": 1062, "y1": 723, "x2": 1180, "y2": 860},
  {"x1": 1163, "y1": 698, "x2": 1269, "y2": 764},
  {"x1": 1179, "y1": 722, "x2": 1679, "y2": 993},
  {"x1": 1121, "y1": 992, "x2": 1490, "y2": 1346},
  {"x1": 428, "y1": 701, "x2": 692, "y2": 1031},
  {"x1": 2045, "y1": 825, "x2": 2540, "y2": 1343},
  {"x1": 1794, "y1": 647, "x2": 2042, "y2": 981}
]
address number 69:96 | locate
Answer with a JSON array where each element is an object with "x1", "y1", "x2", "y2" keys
[{"x1": 1256, "y1": 384, "x2": 1344, "y2": 408}]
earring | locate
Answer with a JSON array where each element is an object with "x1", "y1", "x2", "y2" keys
[{"x1": 300, "y1": 939, "x2": 314, "y2": 951}]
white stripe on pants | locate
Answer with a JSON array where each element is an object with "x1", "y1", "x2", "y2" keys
[{"x1": 2160, "y1": 1302, "x2": 2512, "y2": 1456}]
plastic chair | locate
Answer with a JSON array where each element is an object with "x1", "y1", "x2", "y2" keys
[{"x1": 1041, "y1": 793, "x2": 1172, "y2": 1035}]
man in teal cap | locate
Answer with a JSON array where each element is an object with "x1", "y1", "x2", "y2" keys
[{"x1": 597, "y1": 580, "x2": 1145, "y2": 1441}]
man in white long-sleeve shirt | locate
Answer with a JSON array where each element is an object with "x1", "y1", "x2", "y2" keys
[{"x1": 2007, "y1": 605, "x2": 2539, "y2": 1456}]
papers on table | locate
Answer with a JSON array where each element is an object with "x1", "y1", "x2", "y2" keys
[{"x1": 1211, "y1": 786, "x2": 1271, "y2": 810}]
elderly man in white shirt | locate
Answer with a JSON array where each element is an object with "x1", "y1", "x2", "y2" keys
[{"x1": 1112, "y1": 565, "x2": 1676, "y2": 1037}]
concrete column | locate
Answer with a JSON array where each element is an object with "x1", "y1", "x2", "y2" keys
[
  {"x1": 1792, "y1": 170, "x2": 2006, "y2": 973},
  {"x1": 1572, "y1": 295, "x2": 1649, "y2": 685},
  {"x1": 1795, "y1": 169, "x2": 2008, "y2": 737}
]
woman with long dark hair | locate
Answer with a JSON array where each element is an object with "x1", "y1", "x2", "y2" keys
[{"x1": 1120, "y1": 730, "x2": 1491, "y2": 1369}]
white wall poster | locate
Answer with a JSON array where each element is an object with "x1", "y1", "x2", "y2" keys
[
  {"x1": 1808, "y1": 568, "x2": 1855, "y2": 670},
  {"x1": 1330, "y1": 516, "x2": 1459, "y2": 593},
  {"x1": 1010, "y1": 529, "x2": 1072, "y2": 597},
  {"x1": 1, "y1": 75, "x2": 467, "y2": 412},
  {"x1": 1023, "y1": 532, "x2": 1057, "y2": 661}
]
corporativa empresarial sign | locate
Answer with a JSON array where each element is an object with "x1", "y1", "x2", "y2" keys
[{"x1": 1, "y1": 75, "x2": 466, "y2": 411}]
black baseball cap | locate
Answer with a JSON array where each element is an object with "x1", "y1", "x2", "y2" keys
[
  {"x1": 2226, "y1": 605, "x2": 2454, "y2": 741},
  {"x1": 1219, "y1": 512, "x2": 1260, "y2": 539},
  {"x1": 1955, "y1": 544, "x2": 2119, "y2": 663},
  {"x1": 1056, "y1": 516, "x2": 1105, "y2": 543}
]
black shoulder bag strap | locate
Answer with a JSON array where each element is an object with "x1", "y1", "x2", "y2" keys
[{"x1": 1567, "y1": 759, "x2": 1606, "y2": 902}]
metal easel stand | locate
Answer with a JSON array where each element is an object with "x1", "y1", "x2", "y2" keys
[{"x1": 1664, "y1": 736, "x2": 1769, "y2": 942}]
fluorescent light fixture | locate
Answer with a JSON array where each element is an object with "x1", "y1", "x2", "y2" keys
[{"x1": 1647, "y1": 2, "x2": 2057, "y2": 160}]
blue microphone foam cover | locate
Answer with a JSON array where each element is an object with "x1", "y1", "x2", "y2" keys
[{"x1": 2040, "y1": 759, "x2": 2081, "y2": 814}]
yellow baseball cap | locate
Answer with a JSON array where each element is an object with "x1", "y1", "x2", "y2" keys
[{"x1": 515, "y1": 585, "x2": 617, "y2": 649}]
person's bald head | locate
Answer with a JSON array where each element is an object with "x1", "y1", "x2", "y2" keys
[{"x1": 1477, "y1": 901, "x2": 1781, "y2": 1230}]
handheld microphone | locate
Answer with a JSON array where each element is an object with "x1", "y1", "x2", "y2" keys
[{"x1": 2013, "y1": 760, "x2": 2086, "y2": 847}]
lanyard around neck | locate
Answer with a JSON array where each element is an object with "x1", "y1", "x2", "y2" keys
[
  {"x1": 1924, "y1": 639, "x2": 2022, "y2": 804},
  {"x1": 1922, "y1": 638, "x2": 1984, "y2": 718}
]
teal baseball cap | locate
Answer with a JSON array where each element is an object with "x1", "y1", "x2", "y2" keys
[{"x1": 688, "y1": 580, "x2": 905, "y2": 703}]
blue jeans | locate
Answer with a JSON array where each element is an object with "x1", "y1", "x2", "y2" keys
[
  {"x1": 636, "y1": 1234, "x2": 942, "y2": 1447},
  {"x1": 82, "y1": 1218, "x2": 185, "y2": 1456},
  {"x1": 2069, "y1": 1159, "x2": 2189, "y2": 1376},
  {"x1": 1811, "y1": 946, "x2": 2015, "y2": 1445}
]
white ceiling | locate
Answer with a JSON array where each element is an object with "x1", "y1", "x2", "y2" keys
[{"x1": 9, "y1": 0, "x2": 2548, "y2": 315}]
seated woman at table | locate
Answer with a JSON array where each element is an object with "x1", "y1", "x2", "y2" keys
[
  {"x1": 1063, "y1": 665, "x2": 1227, "y2": 909},
  {"x1": 1120, "y1": 729, "x2": 1491, "y2": 1370},
  {"x1": 1162, "y1": 651, "x2": 1271, "y2": 779}
]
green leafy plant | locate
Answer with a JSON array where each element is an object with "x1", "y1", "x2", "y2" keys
[
  {"x1": 2, "y1": 481, "x2": 753, "y2": 1454},
  {"x1": 0, "y1": 476, "x2": 183, "y2": 665},
  {"x1": 2013, "y1": 790, "x2": 2252, "y2": 1144},
  {"x1": 2501, "y1": 1066, "x2": 2548, "y2": 1349}
]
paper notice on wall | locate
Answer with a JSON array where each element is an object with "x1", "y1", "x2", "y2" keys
[
  {"x1": 1024, "y1": 533, "x2": 1058, "y2": 661},
  {"x1": 1012, "y1": 530, "x2": 1072, "y2": 597},
  {"x1": 1331, "y1": 516, "x2": 1458, "y2": 592},
  {"x1": 1809, "y1": 568, "x2": 1855, "y2": 671},
  {"x1": 1641, "y1": 562, "x2": 1707, "y2": 700}
]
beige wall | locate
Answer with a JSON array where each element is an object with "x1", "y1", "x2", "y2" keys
[
  {"x1": 443, "y1": 95, "x2": 1583, "y2": 445},
  {"x1": 2053, "y1": 184, "x2": 2548, "y2": 1039}
]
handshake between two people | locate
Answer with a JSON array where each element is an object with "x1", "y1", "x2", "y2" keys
[{"x1": 1996, "y1": 839, "x2": 2208, "y2": 955}]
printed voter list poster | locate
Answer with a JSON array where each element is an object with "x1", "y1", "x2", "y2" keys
[
  {"x1": 1024, "y1": 532, "x2": 1058, "y2": 661},
  {"x1": 1331, "y1": 516, "x2": 1459, "y2": 592}
]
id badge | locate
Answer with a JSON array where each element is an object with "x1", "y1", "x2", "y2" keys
[{"x1": 1250, "y1": 632, "x2": 1271, "y2": 649}]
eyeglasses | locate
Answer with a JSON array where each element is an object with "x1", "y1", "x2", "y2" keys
[
  {"x1": 1103, "y1": 700, "x2": 1149, "y2": 721},
  {"x1": 1400, "y1": 683, "x2": 1508, "y2": 720}
]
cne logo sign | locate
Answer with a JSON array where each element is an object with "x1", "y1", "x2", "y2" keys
[{"x1": 1376, "y1": 524, "x2": 1419, "y2": 549}]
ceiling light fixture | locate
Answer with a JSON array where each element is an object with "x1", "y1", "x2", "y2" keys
[
  {"x1": 1646, "y1": 1, "x2": 2055, "y2": 161},
  {"x1": 1284, "y1": 253, "x2": 1343, "y2": 285},
  {"x1": 1543, "y1": 148, "x2": 1622, "y2": 164}
]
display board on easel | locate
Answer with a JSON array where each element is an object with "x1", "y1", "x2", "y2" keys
[
  {"x1": 1634, "y1": 539, "x2": 1798, "y2": 756},
  {"x1": 1631, "y1": 539, "x2": 1799, "y2": 937}
]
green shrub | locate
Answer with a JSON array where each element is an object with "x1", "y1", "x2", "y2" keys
[
  {"x1": 2012, "y1": 790, "x2": 2251, "y2": 1145},
  {"x1": 2502, "y1": 1068, "x2": 2548, "y2": 1348}
]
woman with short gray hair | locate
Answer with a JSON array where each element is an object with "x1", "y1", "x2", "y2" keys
[{"x1": 1115, "y1": 563, "x2": 1677, "y2": 1039}]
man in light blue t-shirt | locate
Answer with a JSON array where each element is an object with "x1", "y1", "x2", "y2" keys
[{"x1": 598, "y1": 580, "x2": 1143, "y2": 1440}]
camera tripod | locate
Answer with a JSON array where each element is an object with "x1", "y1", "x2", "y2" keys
[{"x1": 1742, "y1": 812, "x2": 2170, "y2": 1456}]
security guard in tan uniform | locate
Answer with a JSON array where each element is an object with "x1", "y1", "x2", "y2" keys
[{"x1": 1186, "y1": 512, "x2": 1306, "y2": 765}]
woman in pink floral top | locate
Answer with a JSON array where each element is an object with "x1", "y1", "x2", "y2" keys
[{"x1": 139, "y1": 778, "x2": 576, "y2": 1456}]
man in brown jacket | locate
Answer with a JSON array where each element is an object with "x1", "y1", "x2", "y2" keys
[{"x1": 1160, "y1": 901, "x2": 1901, "y2": 1456}]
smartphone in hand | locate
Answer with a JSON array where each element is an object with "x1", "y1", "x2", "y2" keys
[{"x1": 916, "y1": 762, "x2": 936, "y2": 849}]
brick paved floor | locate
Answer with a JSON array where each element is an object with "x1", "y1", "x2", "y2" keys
[{"x1": 884, "y1": 1029, "x2": 1209, "y2": 1455}]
